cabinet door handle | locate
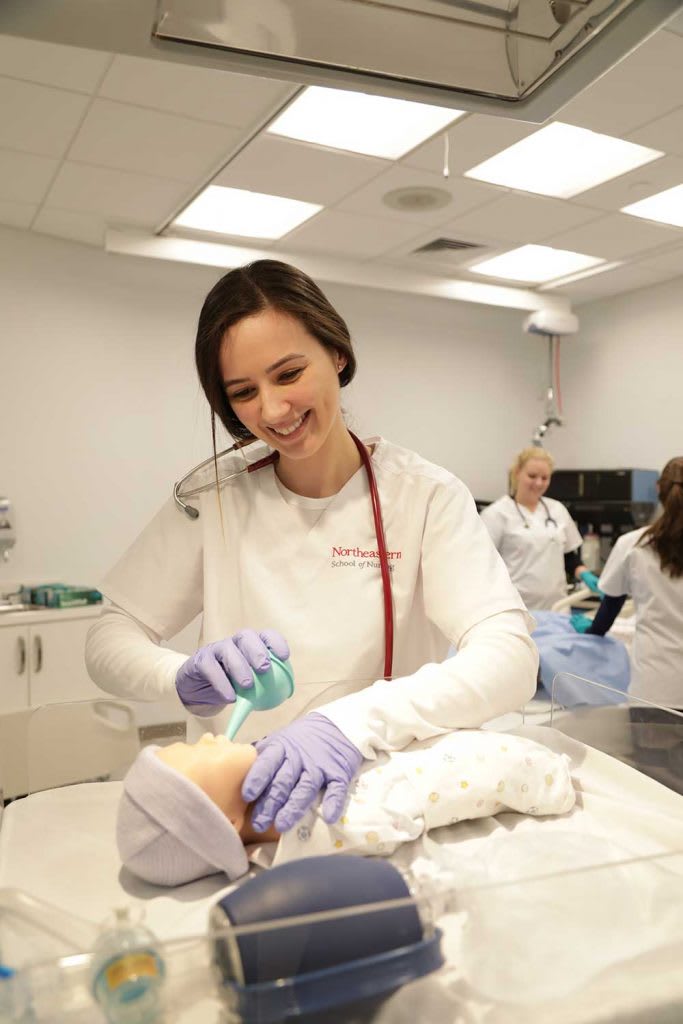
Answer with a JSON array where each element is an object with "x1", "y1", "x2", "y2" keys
[
  {"x1": 16, "y1": 636, "x2": 26, "y2": 674},
  {"x1": 33, "y1": 634, "x2": 43, "y2": 673}
]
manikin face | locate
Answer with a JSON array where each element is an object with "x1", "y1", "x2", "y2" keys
[
  {"x1": 155, "y1": 733, "x2": 256, "y2": 832},
  {"x1": 516, "y1": 458, "x2": 552, "y2": 506},
  {"x1": 219, "y1": 307, "x2": 347, "y2": 463}
]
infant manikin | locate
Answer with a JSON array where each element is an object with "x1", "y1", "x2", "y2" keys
[
  {"x1": 117, "y1": 734, "x2": 278, "y2": 886},
  {"x1": 117, "y1": 730, "x2": 576, "y2": 887}
]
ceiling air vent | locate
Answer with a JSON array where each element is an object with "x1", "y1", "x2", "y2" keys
[{"x1": 413, "y1": 238, "x2": 484, "y2": 255}]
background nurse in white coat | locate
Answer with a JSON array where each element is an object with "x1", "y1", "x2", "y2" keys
[
  {"x1": 86, "y1": 260, "x2": 538, "y2": 834},
  {"x1": 572, "y1": 456, "x2": 683, "y2": 709},
  {"x1": 480, "y1": 447, "x2": 599, "y2": 610}
]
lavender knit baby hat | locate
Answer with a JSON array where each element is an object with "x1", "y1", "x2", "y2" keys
[{"x1": 117, "y1": 745, "x2": 249, "y2": 887}]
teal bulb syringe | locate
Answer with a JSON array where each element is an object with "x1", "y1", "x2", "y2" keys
[{"x1": 225, "y1": 654, "x2": 294, "y2": 740}]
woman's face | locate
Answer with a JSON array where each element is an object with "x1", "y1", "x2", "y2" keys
[
  {"x1": 516, "y1": 458, "x2": 552, "y2": 504},
  {"x1": 219, "y1": 307, "x2": 346, "y2": 463},
  {"x1": 156, "y1": 733, "x2": 256, "y2": 830}
]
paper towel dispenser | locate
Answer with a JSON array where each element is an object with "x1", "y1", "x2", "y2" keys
[{"x1": 0, "y1": 497, "x2": 15, "y2": 563}]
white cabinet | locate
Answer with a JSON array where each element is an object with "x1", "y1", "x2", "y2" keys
[
  {"x1": 0, "y1": 609, "x2": 104, "y2": 711},
  {"x1": 0, "y1": 625, "x2": 30, "y2": 711}
]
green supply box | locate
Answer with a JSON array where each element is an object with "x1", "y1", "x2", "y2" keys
[
  {"x1": 22, "y1": 584, "x2": 102, "y2": 608},
  {"x1": 45, "y1": 587, "x2": 103, "y2": 608}
]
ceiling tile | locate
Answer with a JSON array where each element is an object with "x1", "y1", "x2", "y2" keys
[
  {"x1": 0, "y1": 77, "x2": 90, "y2": 158},
  {"x1": 383, "y1": 250, "x2": 502, "y2": 278},
  {"x1": 544, "y1": 212, "x2": 681, "y2": 261},
  {"x1": 573, "y1": 155, "x2": 683, "y2": 212},
  {"x1": 550, "y1": 263, "x2": 677, "y2": 303},
  {"x1": 0, "y1": 149, "x2": 58, "y2": 203},
  {"x1": 32, "y1": 207, "x2": 105, "y2": 247},
  {"x1": 0, "y1": 200, "x2": 37, "y2": 229},
  {"x1": 68, "y1": 99, "x2": 242, "y2": 183},
  {"x1": 402, "y1": 113, "x2": 537, "y2": 176},
  {"x1": 45, "y1": 163, "x2": 190, "y2": 227},
  {"x1": 99, "y1": 55, "x2": 296, "y2": 128},
  {"x1": 628, "y1": 104, "x2": 683, "y2": 159},
  {"x1": 439, "y1": 193, "x2": 602, "y2": 245},
  {"x1": 280, "y1": 209, "x2": 425, "y2": 259},
  {"x1": 0, "y1": 35, "x2": 111, "y2": 93},
  {"x1": 213, "y1": 135, "x2": 385, "y2": 205},
  {"x1": 335, "y1": 164, "x2": 500, "y2": 227},
  {"x1": 556, "y1": 29, "x2": 683, "y2": 136}
]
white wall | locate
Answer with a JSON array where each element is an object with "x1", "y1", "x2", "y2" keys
[
  {"x1": 1, "y1": 224, "x2": 554, "y2": 591},
  {"x1": 549, "y1": 276, "x2": 683, "y2": 475}
]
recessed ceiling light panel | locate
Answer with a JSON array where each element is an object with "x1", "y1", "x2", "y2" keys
[
  {"x1": 469, "y1": 243, "x2": 604, "y2": 284},
  {"x1": 622, "y1": 184, "x2": 683, "y2": 228},
  {"x1": 465, "y1": 122, "x2": 662, "y2": 198},
  {"x1": 173, "y1": 185, "x2": 322, "y2": 240},
  {"x1": 267, "y1": 86, "x2": 465, "y2": 159}
]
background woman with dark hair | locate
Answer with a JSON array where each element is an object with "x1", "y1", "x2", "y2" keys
[
  {"x1": 86, "y1": 259, "x2": 538, "y2": 835},
  {"x1": 573, "y1": 456, "x2": 683, "y2": 708}
]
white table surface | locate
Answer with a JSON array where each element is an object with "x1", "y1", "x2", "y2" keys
[{"x1": 3, "y1": 726, "x2": 683, "y2": 1023}]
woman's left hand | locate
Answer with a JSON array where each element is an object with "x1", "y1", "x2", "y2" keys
[{"x1": 242, "y1": 712, "x2": 362, "y2": 832}]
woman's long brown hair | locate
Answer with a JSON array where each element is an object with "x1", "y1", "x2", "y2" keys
[{"x1": 638, "y1": 457, "x2": 683, "y2": 578}]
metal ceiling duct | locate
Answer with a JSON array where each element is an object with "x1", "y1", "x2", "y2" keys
[{"x1": 153, "y1": 0, "x2": 683, "y2": 120}]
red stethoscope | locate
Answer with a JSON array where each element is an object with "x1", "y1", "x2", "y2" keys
[{"x1": 174, "y1": 431, "x2": 394, "y2": 679}]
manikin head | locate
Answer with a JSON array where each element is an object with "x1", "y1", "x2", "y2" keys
[{"x1": 117, "y1": 734, "x2": 274, "y2": 887}]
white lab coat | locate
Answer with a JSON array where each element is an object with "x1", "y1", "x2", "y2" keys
[
  {"x1": 600, "y1": 527, "x2": 683, "y2": 708},
  {"x1": 86, "y1": 438, "x2": 538, "y2": 751},
  {"x1": 480, "y1": 495, "x2": 582, "y2": 610}
]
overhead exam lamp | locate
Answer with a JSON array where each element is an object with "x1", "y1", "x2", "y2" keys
[
  {"x1": 523, "y1": 308, "x2": 579, "y2": 446},
  {"x1": 153, "y1": 0, "x2": 683, "y2": 121}
]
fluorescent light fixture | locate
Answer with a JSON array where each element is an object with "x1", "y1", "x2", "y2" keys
[
  {"x1": 173, "y1": 185, "x2": 322, "y2": 240},
  {"x1": 622, "y1": 184, "x2": 683, "y2": 228},
  {"x1": 267, "y1": 85, "x2": 465, "y2": 159},
  {"x1": 469, "y1": 244, "x2": 604, "y2": 284},
  {"x1": 465, "y1": 122, "x2": 662, "y2": 198}
]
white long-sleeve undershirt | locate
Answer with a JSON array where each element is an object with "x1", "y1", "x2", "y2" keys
[
  {"x1": 321, "y1": 609, "x2": 538, "y2": 757},
  {"x1": 86, "y1": 605, "x2": 537, "y2": 754},
  {"x1": 85, "y1": 606, "x2": 186, "y2": 704}
]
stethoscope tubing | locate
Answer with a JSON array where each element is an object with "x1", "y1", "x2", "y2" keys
[
  {"x1": 350, "y1": 432, "x2": 394, "y2": 680},
  {"x1": 510, "y1": 495, "x2": 558, "y2": 530}
]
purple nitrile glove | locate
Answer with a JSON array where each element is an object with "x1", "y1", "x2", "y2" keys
[
  {"x1": 242, "y1": 712, "x2": 363, "y2": 833},
  {"x1": 175, "y1": 628, "x2": 289, "y2": 717}
]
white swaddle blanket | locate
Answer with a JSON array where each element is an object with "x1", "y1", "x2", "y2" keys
[{"x1": 252, "y1": 730, "x2": 575, "y2": 866}]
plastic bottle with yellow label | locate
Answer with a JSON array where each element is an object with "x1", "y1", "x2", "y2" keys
[{"x1": 90, "y1": 907, "x2": 165, "y2": 1023}]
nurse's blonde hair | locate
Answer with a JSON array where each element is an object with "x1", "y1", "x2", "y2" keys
[{"x1": 509, "y1": 447, "x2": 555, "y2": 496}]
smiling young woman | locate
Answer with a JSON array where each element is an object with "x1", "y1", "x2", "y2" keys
[
  {"x1": 480, "y1": 447, "x2": 596, "y2": 610},
  {"x1": 86, "y1": 259, "x2": 539, "y2": 837}
]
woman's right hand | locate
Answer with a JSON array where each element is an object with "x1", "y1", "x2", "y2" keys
[{"x1": 175, "y1": 629, "x2": 289, "y2": 716}]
